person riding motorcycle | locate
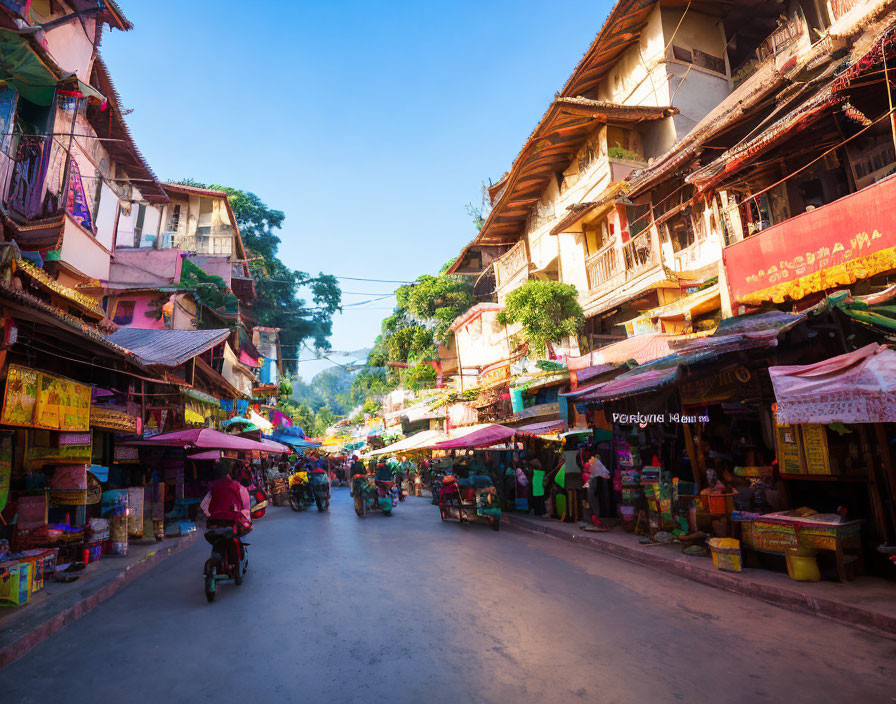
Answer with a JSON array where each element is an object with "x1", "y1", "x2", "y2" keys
[
  {"x1": 201, "y1": 461, "x2": 252, "y2": 564},
  {"x1": 288, "y1": 461, "x2": 313, "y2": 504}
]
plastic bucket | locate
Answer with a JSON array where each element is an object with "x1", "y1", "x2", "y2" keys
[{"x1": 785, "y1": 548, "x2": 821, "y2": 582}]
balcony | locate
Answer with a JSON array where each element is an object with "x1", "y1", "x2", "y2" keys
[
  {"x1": 586, "y1": 230, "x2": 659, "y2": 292},
  {"x1": 722, "y1": 174, "x2": 896, "y2": 306}
]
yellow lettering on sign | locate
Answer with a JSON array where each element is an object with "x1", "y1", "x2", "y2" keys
[{"x1": 832, "y1": 241, "x2": 844, "y2": 254}]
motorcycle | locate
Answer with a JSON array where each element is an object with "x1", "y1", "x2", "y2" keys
[
  {"x1": 438, "y1": 475, "x2": 501, "y2": 531},
  {"x1": 203, "y1": 500, "x2": 267, "y2": 603},
  {"x1": 309, "y1": 471, "x2": 330, "y2": 512},
  {"x1": 352, "y1": 474, "x2": 396, "y2": 517},
  {"x1": 288, "y1": 475, "x2": 315, "y2": 512}
]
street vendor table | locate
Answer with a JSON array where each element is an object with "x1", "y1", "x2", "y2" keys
[{"x1": 741, "y1": 512, "x2": 862, "y2": 582}]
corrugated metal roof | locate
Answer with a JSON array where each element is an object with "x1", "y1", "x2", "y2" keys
[{"x1": 105, "y1": 328, "x2": 230, "y2": 367}]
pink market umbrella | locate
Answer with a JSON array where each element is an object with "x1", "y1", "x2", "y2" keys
[{"x1": 133, "y1": 428, "x2": 287, "y2": 453}]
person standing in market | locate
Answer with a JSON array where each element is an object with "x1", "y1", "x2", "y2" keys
[{"x1": 528, "y1": 458, "x2": 548, "y2": 517}]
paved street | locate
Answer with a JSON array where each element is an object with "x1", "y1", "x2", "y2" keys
[{"x1": 3, "y1": 489, "x2": 894, "y2": 704}]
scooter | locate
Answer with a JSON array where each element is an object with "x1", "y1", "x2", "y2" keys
[
  {"x1": 203, "y1": 501, "x2": 267, "y2": 603},
  {"x1": 309, "y1": 471, "x2": 330, "y2": 512}
]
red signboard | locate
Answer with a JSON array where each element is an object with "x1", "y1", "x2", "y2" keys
[{"x1": 723, "y1": 175, "x2": 896, "y2": 305}]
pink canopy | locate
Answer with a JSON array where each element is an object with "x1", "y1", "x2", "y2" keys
[
  {"x1": 430, "y1": 424, "x2": 516, "y2": 450},
  {"x1": 769, "y1": 343, "x2": 896, "y2": 424},
  {"x1": 136, "y1": 428, "x2": 288, "y2": 453}
]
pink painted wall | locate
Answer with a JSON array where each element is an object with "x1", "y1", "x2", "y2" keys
[{"x1": 113, "y1": 294, "x2": 165, "y2": 330}]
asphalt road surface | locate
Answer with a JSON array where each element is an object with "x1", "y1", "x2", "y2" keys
[{"x1": 3, "y1": 489, "x2": 894, "y2": 703}]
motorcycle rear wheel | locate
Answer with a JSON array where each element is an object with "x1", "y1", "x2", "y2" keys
[
  {"x1": 354, "y1": 496, "x2": 365, "y2": 517},
  {"x1": 489, "y1": 518, "x2": 501, "y2": 532},
  {"x1": 316, "y1": 497, "x2": 329, "y2": 512},
  {"x1": 288, "y1": 494, "x2": 300, "y2": 512},
  {"x1": 204, "y1": 560, "x2": 217, "y2": 603},
  {"x1": 382, "y1": 509, "x2": 392, "y2": 516}
]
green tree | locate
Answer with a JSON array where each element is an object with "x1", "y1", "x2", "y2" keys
[
  {"x1": 174, "y1": 179, "x2": 342, "y2": 370},
  {"x1": 311, "y1": 406, "x2": 336, "y2": 437},
  {"x1": 498, "y1": 280, "x2": 585, "y2": 357},
  {"x1": 346, "y1": 260, "x2": 473, "y2": 408}
]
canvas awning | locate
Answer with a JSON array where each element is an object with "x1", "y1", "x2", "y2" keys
[
  {"x1": 514, "y1": 419, "x2": 567, "y2": 437},
  {"x1": 769, "y1": 343, "x2": 896, "y2": 424},
  {"x1": 368, "y1": 429, "x2": 448, "y2": 457},
  {"x1": 566, "y1": 333, "x2": 674, "y2": 371},
  {"x1": 429, "y1": 424, "x2": 517, "y2": 450},
  {"x1": 563, "y1": 366, "x2": 680, "y2": 405},
  {"x1": 130, "y1": 428, "x2": 287, "y2": 453}
]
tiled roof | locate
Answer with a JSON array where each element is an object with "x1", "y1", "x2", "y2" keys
[{"x1": 106, "y1": 328, "x2": 230, "y2": 367}]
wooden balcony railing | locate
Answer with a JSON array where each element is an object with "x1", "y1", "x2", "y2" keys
[
  {"x1": 586, "y1": 231, "x2": 659, "y2": 293},
  {"x1": 585, "y1": 243, "x2": 620, "y2": 290}
]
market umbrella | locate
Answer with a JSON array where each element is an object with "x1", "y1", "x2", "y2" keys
[{"x1": 131, "y1": 428, "x2": 287, "y2": 453}]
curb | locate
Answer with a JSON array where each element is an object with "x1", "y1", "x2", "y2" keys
[
  {"x1": 0, "y1": 531, "x2": 198, "y2": 669},
  {"x1": 504, "y1": 514, "x2": 896, "y2": 639}
]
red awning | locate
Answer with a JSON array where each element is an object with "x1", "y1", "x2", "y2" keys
[
  {"x1": 769, "y1": 343, "x2": 896, "y2": 424},
  {"x1": 430, "y1": 424, "x2": 517, "y2": 450}
]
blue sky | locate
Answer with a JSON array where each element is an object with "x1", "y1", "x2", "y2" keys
[{"x1": 102, "y1": 1, "x2": 611, "y2": 379}]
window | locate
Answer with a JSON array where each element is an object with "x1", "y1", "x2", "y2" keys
[
  {"x1": 112, "y1": 300, "x2": 135, "y2": 325},
  {"x1": 583, "y1": 219, "x2": 610, "y2": 256},
  {"x1": 92, "y1": 172, "x2": 102, "y2": 225},
  {"x1": 134, "y1": 204, "x2": 146, "y2": 244},
  {"x1": 167, "y1": 204, "x2": 182, "y2": 233},
  {"x1": 668, "y1": 212, "x2": 696, "y2": 252}
]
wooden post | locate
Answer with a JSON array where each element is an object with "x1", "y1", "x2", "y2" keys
[
  {"x1": 682, "y1": 423, "x2": 703, "y2": 491},
  {"x1": 859, "y1": 425, "x2": 890, "y2": 542},
  {"x1": 874, "y1": 423, "x2": 896, "y2": 538}
]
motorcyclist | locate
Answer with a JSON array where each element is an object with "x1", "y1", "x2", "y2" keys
[
  {"x1": 289, "y1": 459, "x2": 313, "y2": 504},
  {"x1": 201, "y1": 461, "x2": 252, "y2": 564}
]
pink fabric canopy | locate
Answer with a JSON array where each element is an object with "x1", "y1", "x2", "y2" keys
[
  {"x1": 430, "y1": 424, "x2": 516, "y2": 450},
  {"x1": 769, "y1": 343, "x2": 896, "y2": 424},
  {"x1": 137, "y1": 428, "x2": 288, "y2": 453}
]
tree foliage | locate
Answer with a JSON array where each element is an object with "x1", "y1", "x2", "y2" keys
[
  {"x1": 346, "y1": 260, "x2": 474, "y2": 408},
  {"x1": 497, "y1": 280, "x2": 585, "y2": 356},
  {"x1": 175, "y1": 179, "x2": 341, "y2": 372}
]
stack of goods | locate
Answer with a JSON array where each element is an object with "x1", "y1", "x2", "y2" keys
[
  {"x1": 618, "y1": 470, "x2": 640, "y2": 531},
  {"x1": 0, "y1": 544, "x2": 58, "y2": 607},
  {"x1": 100, "y1": 490, "x2": 128, "y2": 556},
  {"x1": 270, "y1": 476, "x2": 288, "y2": 506}
]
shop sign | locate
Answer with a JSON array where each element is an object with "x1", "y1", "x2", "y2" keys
[
  {"x1": 90, "y1": 407, "x2": 139, "y2": 433},
  {"x1": 680, "y1": 365, "x2": 757, "y2": 405},
  {"x1": 1, "y1": 365, "x2": 90, "y2": 431},
  {"x1": 723, "y1": 176, "x2": 896, "y2": 305},
  {"x1": 479, "y1": 364, "x2": 510, "y2": 387}
]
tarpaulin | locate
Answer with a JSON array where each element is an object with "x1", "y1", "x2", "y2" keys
[
  {"x1": 368, "y1": 429, "x2": 448, "y2": 457},
  {"x1": 429, "y1": 424, "x2": 517, "y2": 450},
  {"x1": 769, "y1": 343, "x2": 896, "y2": 424},
  {"x1": 564, "y1": 367, "x2": 680, "y2": 405},
  {"x1": 566, "y1": 333, "x2": 674, "y2": 371}
]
